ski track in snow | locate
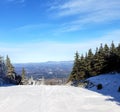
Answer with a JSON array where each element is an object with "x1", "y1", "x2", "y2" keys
[{"x1": 0, "y1": 85, "x2": 120, "y2": 112}]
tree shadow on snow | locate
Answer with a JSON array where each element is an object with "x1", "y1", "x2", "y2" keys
[
  {"x1": 86, "y1": 86, "x2": 120, "y2": 105},
  {"x1": 0, "y1": 84, "x2": 16, "y2": 87},
  {"x1": 106, "y1": 97, "x2": 120, "y2": 105}
]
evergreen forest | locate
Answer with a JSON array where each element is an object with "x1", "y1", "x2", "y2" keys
[
  {"x1": 0, "y1": 55, "x2": 22, "y2": 85},
  {"x1": 68, "y1": 42, "x2": 120, "y2": 82}
]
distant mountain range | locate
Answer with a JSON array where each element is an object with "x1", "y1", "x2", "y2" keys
[{"x1": 13, "y1": 61, "x2": 73, "y2": 79}]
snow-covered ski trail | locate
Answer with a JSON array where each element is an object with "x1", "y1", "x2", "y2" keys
[{"x1": 0, "y1": 85, "x2": 120, "y2": 112}]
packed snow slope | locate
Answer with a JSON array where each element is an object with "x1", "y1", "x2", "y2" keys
[
  {"x1": 0, "y1": 85, "x2": 120, "y2": 112},
  {"x1": 86, "y1": 74, "x2": 120, "y2": 104}
]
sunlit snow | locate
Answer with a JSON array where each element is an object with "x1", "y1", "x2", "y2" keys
[{"x1": 0, "y1": 85, "x2": 119, "y2": 112}]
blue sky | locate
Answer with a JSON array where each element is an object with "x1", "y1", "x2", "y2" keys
[{"x1": 0, "y1": 0, "x2": 120, "y2": 63}]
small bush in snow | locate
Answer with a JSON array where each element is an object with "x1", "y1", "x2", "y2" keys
[{"x1": 97, "y1": 84, "x2": 103, "y2": 90}]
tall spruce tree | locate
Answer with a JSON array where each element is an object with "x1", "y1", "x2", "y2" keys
[
  {"x1": 79, "y1": 54, "x2": 86, "y2": 79},
  {"x1": 108, "y1": 42, "x2": 118, "y2": 73},
  {"x1": 6, "y1": 55, "x2": 15, "y2": 79},
  {"x1": 110, "y1": 41, "x2": 116, "y2": 54},
  {"x1": 96, "y1": 44, "x2": 105, "y2": 74},
  {"x1": 68, "y1": 51, "x2": 80, "y2": 81},
  {"x1": 86, "y1": 49, "x2": 94, "y2": 77},
  {"x1": 103, "y1": 44, "x2": 110, "y2": 56}
]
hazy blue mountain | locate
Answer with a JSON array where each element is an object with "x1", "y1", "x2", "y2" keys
[{"x1": 13, "y1": 61, "x2": 73, "y2": 79}]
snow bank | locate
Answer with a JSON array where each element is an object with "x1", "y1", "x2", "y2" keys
[
  {"x1": 86, "y1": 73, "x2": 120, "y2": 104},
  {"x1": 0, "y1": 85, "x2": 120, "y2": 112}
]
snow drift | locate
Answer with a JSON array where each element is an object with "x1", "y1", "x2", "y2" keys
[{"x1": 85, "y1": 73, "x2": 120, "y2": 104}]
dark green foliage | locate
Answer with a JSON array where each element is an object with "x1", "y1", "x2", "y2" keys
[
  {"x1": 69, "y1": 42, "x2": 120, "y2": 82},
  {"x1": 68, "y1": 52, "x2": 81, "y2": 81},
  {"x1": 15, "y1": 75, "x2": 22, "y2": 84},
  {"x1": 0, "y1": 55, "x2": 22, "y2": 85},
  {"x1": 97, "y1": 84, "x2": 103, "y2": 90}
]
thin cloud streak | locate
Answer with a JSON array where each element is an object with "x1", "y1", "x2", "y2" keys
[
  {"x1": 57, "y1": 0, "x2": 120, "y2": 17},
  {"x1": 50, "y1": 0, "x2": 120, "y2": 32}
]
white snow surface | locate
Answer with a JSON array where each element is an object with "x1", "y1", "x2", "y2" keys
[{"x1": 0, "y1": 85, "x2": 120, "y2": 112}]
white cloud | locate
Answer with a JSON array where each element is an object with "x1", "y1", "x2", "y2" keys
[
  {"x1": 0, "y1": 29, "x2": 120, "y2": 63},
  {"x1": 56, "y1": 0, "x2": 120, "y2": 17},
  {"x1": 50, "y1": 0, "x2": 120, "y2": 32}
]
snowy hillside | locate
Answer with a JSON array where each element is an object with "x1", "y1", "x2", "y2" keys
[
  {"x1": 0, "y1": 85, "x2": 120, "y2": 112},
  {"x1": 86, "y1": 74, "x2": 120, "y2": 104}
]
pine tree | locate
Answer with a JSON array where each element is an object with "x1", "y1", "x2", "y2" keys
[
  {"x1": 110, "y1": 41, "x2": 116, "y2": 54},
  {"x1": 79, "y1": 54, "x2": 86, "y2": 79},
  {"x1": 5, "y1": 55, "x2": 15, "y2": 79},
  {"x1": 0, "y1": 55, "x2": 22, "y2": 84},
  {"x1": 96, "y1": 44, "x2": 105, "y2": 74},
  {"x1": 6, "y1": 55, "x2": 11, "y2": 68},
  {"x1": 86, "y1": 49, "x2": 94, "y2": 77},
  {"x1": 103, "y1": 44, "x2": 110, "y2": 56},
  {"x1": 92, "y1": 47, "x2": 99, "y2": 75},
  {"x1": 68, "y1": 42, "x2": 120, "y2": 83},
  {"x1": 68, "y1": 51, "x2": 80, "y2": 81},
  {"x1": 106, "y1": 42, "x2": 118, "y2": 73}
]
